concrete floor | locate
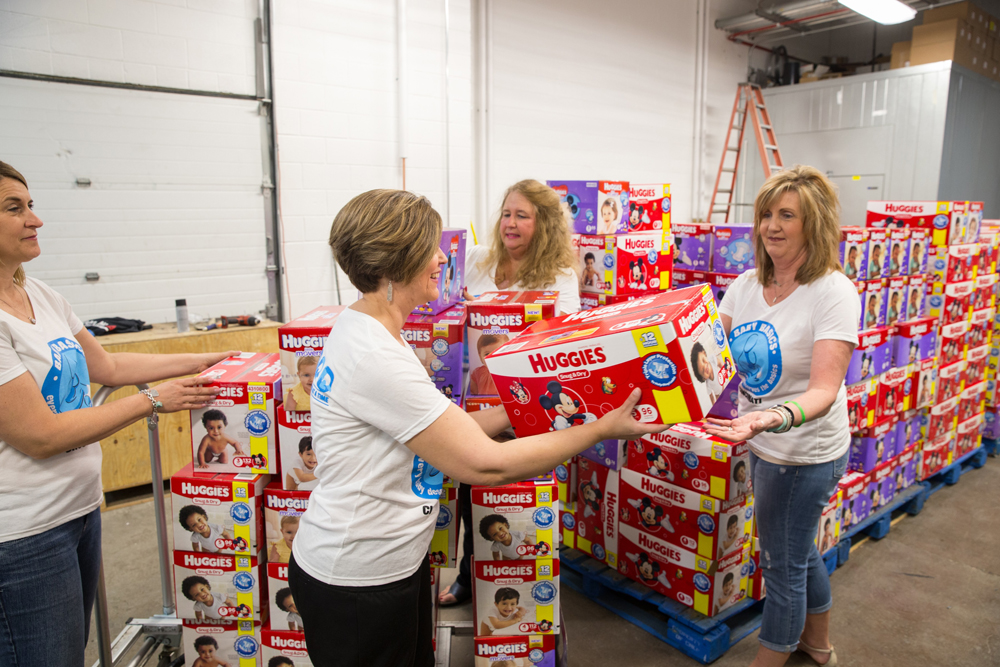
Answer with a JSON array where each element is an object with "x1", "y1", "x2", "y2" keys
[{"x1": 87, "y1": 457, "x2": 1000, "y2": 667}]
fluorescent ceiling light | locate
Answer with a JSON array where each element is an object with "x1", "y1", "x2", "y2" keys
[{"x1": 839, "y1": 0, "x2": 917, "y2": 25}]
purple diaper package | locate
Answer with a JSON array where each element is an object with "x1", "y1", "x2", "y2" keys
[
  {"x1": 869, "y1": 459, "x2": 897, "y2": 510},
  {"x1": 893, "y1": 317, "x2": 937, "y2": 367},
  {"x1": 839, "y1": 471, "x2": 872, "y2": 531},
  {"x1": 984, "y1": 407, "x2": 1000, "y2": 440},
  {"x1": 841, "y1": 227, "x2": 868, "y2": 281},
  {"x1": 895, "y1": 410, "x2": 920, "y2": 452},
  {"x1": 712, "y1": 224, "x2": 755, "y2": 272},
  {"x1": 579, "y1": 438, "x2": 625, "y2": 471},
  {"x1": 847, "y1": 327, "x2": 892, "y2": 385},
  {"x1": 548, "y1": 180, "x2": 599, "y2": 234},
  {"x1": 862, "y1": 280, "x2": 888, "y2": 330},
  {"x1": 895, "y1": 444, "x2": 920, "y2": 491},
  {"x1": 849, "y1": 416, "x2": 897, "y2": 473},
  {"x1": 672, "y1": 222, "x2": 713, "y2": 270},
  {"x1": 413, "y1": 228, "x2": 467, "y2": 315},
  {"x1": 903, "y1": 274, "x2": 927, "y2": 321}
]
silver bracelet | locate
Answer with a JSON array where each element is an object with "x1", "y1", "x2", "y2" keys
[
  {"x1": 765, "y1": 405, "x2": 793, "y2": 433},
  {"x1": 140, "y1": 389, "x2": 163, "y2": 427}
]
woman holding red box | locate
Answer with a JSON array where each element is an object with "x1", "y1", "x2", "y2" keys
[
  {"x1": 0, "y1": 161, "x2": 231, "y2": 667},
  {"x1": 290, "y1": 189, "x2": 660, "y2": 667},
  {"x1": 706, "y1": 165, "x2": 859, "y2": 667}
]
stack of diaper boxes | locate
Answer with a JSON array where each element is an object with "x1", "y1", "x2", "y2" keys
[
  {"x1": 547, "y1": 180, "x2": 674, "y2": 312},
  {"x1": 670, "y1": 215, "x2": 754, "y2": 306}
]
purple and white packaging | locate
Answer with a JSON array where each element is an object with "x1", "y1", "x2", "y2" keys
[
  {"x1": 579, "y1": 438, "x2": 625, "y2": 471},
  {"x1": 413, "y1": 228, "x2": 467, "y2": 315},
  {"x1": 547, "y1": 180, "x2": 600, "y2": 234},
  {"x1": 849, "y1": 416, "x2": 897, "y2": 473},
  {"x1": 903, "y1": 275, "x2": 927, "y2": 321},
  {"x1": 895, "y1": 410, "x2": 920, "y2": 452},
  {"x1": 708, "y1": 376, "x2": 742, "y2": 421},
  {"x1": 841, "y1": 227, "x2": 868, "y2": 281},
  {"x1": 862, "y1": 280, "x2": 887, "y2": 330},
  {"x1": 983, "y1": 408, "x2": 1000, "y2": 439},
  {"x1": 847, "y1": 327, "x2": 892, "y2": 385},
  {"x1": 869, "y1": 459, "x2": 897, "y2": 510},
  {"x1": 712, "y1": 224, "x2": 755, "y2": 272},
  {"x1": 893, "y1": 318, "x2": 937, "y2": 368},
  {"x1": 839, "y1": 471, "x2": 872, "y2": 531},
  {"x1": 672, "y1": 223, "x2": 713, "y2": 270},
  {"x1": 895, "y1": 444, "x2": 920, "y2": 491}
]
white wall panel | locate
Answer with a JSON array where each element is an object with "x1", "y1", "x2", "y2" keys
[{"x1": 0, "y1": 77, "x2": 268, "y2": 323}]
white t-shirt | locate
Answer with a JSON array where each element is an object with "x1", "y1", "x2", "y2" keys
[
  {"x1": 190, "y1": 523, "x2": 225, "y2": 552},
  {"x1": 491, "y1": 529, "x2": 528, "y2": 559},
  {"x1": 0, "y1": 277, "x2": 102, "y2": 543},
  {"x1": 290, "y1": 466, "x2": 319, "y2": 491},
  {"x1": 718, "y1": 270, "x2": 859, "y2": 464},
  {"x1": 466, "y1": 244, "x2": 580, "y2": 315},
  {"x1": 293, "y1": 308, "x2": 452, "y2": 586},
  {"x1": 193, "y1": 593, "x2": 229, "y2": 619}
]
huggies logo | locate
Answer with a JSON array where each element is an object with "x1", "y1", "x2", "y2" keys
[
  {"x1": 469, "y1": 313, "x2": 523, "y2": 328},
  {"x1": 527, "y1": 348, "x2": 608, "y2": 373},
  {"x1": 280, "y1": 334, "x2": 328, "y2": 350}
]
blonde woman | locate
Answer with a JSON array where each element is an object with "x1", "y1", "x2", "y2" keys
[{"x1": 706, "y1": 166, "x2": 859, "y2": 667}]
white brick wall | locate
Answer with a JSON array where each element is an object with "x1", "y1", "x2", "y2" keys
[
  {"x1": 272, "y1": 0, "x2": 474, "y2": 315},
  {"x1": 0, "y1": 0, "x2": 258, "y2": 95}
]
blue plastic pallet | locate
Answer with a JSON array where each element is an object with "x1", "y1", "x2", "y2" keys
[
  {"x1": 922, "y1": 446, "x2": 988, "y2": 500},
  {"x1": 984, "y1": 438, "x2": 998, "y2": 456},
  {"x1": 832, "y1": 482, "x2": 927, "y2": 568},
  {"x1": 560, "y1": 548, "x2": 764, "y2": 664}
]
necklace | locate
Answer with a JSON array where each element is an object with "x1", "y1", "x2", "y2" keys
[
  {"x1": 770, "y1": 278, "x2": 792, "y2": 305},
  {"x1": 0, "y1": 286, "x2": 35, "y2": 324}
]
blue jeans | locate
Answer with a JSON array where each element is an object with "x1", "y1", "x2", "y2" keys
[
  {"x1": 0, "y1": 507, "x2": 102, "y2": 667},
  {"x1": 751, "y1": 451, "x2": 847, "y2": 653}
]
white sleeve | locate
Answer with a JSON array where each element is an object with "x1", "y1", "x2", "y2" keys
[
  {"x1": 346, "y1": 346, "x2": 452, "y2": 444},
  {"x1": 813, "y1": 274, "x2": 861, "y2": 346},
  {"x1": 0, "y1": 326, "x2": 27, "y2": 386},
  {"x1": 552, "y1": 268, "x2": 581, "y2": 315},
  {"x1": 36, "y1": 278, "x2": 84, "y2": 334}
]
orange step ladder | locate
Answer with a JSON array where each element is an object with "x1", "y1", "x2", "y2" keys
[{"x1": 707, "y1": 83, "x2": 785, "y2": 223}]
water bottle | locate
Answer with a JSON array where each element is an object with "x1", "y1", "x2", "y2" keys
[{"x1": 176, "y1": 299, "x2": 190, "y2": 333}]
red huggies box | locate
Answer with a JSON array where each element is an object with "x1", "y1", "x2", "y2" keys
[
  {"x1": 261, "y1": 628, "x2": 312, "y2": 667},
  {"x1": 617, "y1": 525, "x2": 750, "y2": 617},
  {"x1": 466, "y1": 291, "x2": 559, "y2": 399},
  {"x1": 173, "y1": 551, "x2": 266, "y2": 622},
  {"x1": 580, "y1": 291, "x2": 661, "y2": 312},
  {"x1": 628, "y1": 183, "x2": 671, "y2": 233},
  {"x1": 262, "y1": 485, "x2": 309, "y2": 567},
  {"x1": 276, "y1": 405, "x2": 312, "y2": 491},
  {"x1": 708, "y1": 272, "x2": 741, "y2": 307},
  {"x1": 618, "y1": 467, "x2": 753, "y2": 560},
  {"x1": 929, "y1": 280, "x2": 974, "y2": 325},
  {"x1": 626, "y1": 424, "x2": 750, "y2": 501},
  {"x1": 473, "y1": 558, "x2": 560, "y2": 635},
  {"x1": 909, "y1": 358, "x2": 937, "y2": 410},
  {"x1": 921, "y1": 431, "x2": 954, "y2": 478},
  {"x1": 170, "y1": 464, "x2": 268, "y2": 556},
  {"x1": 846, "y1": 378, "x2": 878, "y2": 432},
  {"x1": 672, "y1": 268, "x2": 710, "y2": 291},
  {"x1": 937, "y1": 321, "x2": 970, "y2": 367},
  {"x1": 748, "y1": 536, "x2": 765, "y2": 600},
  {"x1": 190, "y1": 352, "x2": 282, "y2": 474},
  {"x1": 578, "y1": 232, "x2": 674, "y2": 296},
  {"x1": 486, "y1": 286, "x2": 736, "y2": 437},
  {"x1": 182, "y1": 620, "x2": 262, "y2": 666},
  {"x1": 965, "y1": 344, "x2": 990, "y2": 385},
  {"x1": 865, "y1": 200, "x2": 962, "y2": 247},
  {"x1": 474, "y1": 635, "x2": 557, "y2": 667},
  {"x1": 277, "y1": 306, "x2": 346, "y2": 397},
  {"x1": 266, "y1": 562, "x2": 302, "y2": 633},
  {"x1": 574, "y1": 459, "x2": 620, "y2": 566},
  {"x1": 876, "y1": 367, "x2": 909, "y2": 419},
  {"x1": 955, "y1": 413, "x2": 983, "y2": 457},
  {"x1": 968, "y1": 307, "x2": 995, "y2": 349},
  {"x1": 935, "y1": 360, "x2": 965, "y2": 404},
  {"x1": 470, "y1": 483, "x2": 559, "y2": 562},
  {"x1": 929, "y1": 243, "x2": 979, "y2": 284},
  {"x1": 927, "y1": 397, "x2": 959, "y2": 440},
  {"x1": 958, "y1": 381, "x2": 986, "y2": 423},
  {"x1": 973, "y1": 273, "x2": 998, "y2": 311}
]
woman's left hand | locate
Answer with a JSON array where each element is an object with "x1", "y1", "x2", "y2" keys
[
  {"x1": 194, "y1": 350, "x2": 241, "y2": 374},
  {"x1": 705, "y1": 410, "x2": 781, "y2": 442}
]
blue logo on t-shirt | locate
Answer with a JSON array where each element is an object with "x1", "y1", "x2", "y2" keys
[
  {"x1": 311, "y1": 354, "x2": 334, "y2": 407},
  {"x1": 729, "y1": 320, "x2": 783, "y2": 396},
  {"x1": 230, "y1": 502, "x2": 251, "y2": 525},
  {"x1": 41, "y1": 337, "x2": 92, "y2": 413},
  {"x1": 436, "y1": 505, "x2": 452, "y2": 530},
  {"x1": 411, "y1": 456, "x2": 443, "y2": 499}
]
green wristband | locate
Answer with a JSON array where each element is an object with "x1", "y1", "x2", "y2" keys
[{"x1": 786, "y1": 400, "x2": 806, "y2": 426}]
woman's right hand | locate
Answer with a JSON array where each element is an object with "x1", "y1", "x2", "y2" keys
[
  {"x1": 152, "y1": 376, "x2": 220, "y2": 413},
  {"x1": 595, "y1": 388, "x2": 669, "y2": 441}
]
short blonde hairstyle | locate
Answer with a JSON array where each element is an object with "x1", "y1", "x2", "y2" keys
[
  {"x1": 0, "y1": 161, "x2": 29, "y2": 287},
  {"x1": 481, "y1": 180, "x2": 577, "y2": 289},
  {"x1": 329, "y1": 189, "x2": 442, "y2": 294},
  {"x1": 752, "y1": 165, "x2": 842, "y2": 286},
  {"x1": 296, "y1": 355, "x2": 318, "y2": 372}
]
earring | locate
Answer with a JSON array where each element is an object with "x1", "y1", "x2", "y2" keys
[{"x1": 387, "y1": 280, "x2": 393, "y2": 302}]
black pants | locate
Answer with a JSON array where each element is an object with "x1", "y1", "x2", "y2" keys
[
  {"x1": 455, "y1": 482, "x2": 473, "y2": 588},
  {"x1": 288, "y1": 555, "x2": 434, "y2": 667}
]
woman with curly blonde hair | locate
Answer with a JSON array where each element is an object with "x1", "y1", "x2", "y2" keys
[{"x1": 465, "y1": 179, "x2": 580, "y2": 316}]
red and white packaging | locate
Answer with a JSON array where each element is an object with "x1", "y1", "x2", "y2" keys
[
  {"x1": 672, "y1": 268, "x2": 710, "y2": 291},
  {"x1": 929, "y1": 243, "x2": 979, "y2": 284},
  {"x1": 977, "y1": 230, "x2": 999, "y2": 275},
  {"x1": 865, "y1": 200, "x2": 963, "y2": 246},
  {"x1": 170, "y1": 464, "x2": 268, "y2": 556},
  {"x1": 487, "y1": 286, "x2": 737, "y2": 437},
  {"x1": 973, "y1": 273, "x2": 998, "y2": 311},
  {"x1": 473, "y1": 558, "x2": 560, "y2": 635},
  {"x1": 927, "y1": 397, "x2": 959, "y2": 441},
  {"x1": 597, "y1": 180, "x2": 630, "y2": 234},
  {"x1": 955, "y1": 413, "x2": 983, "y2": 457},
  {"x1": 815, "y1": 489, "x2": 842, "y2": 554},
  {"x1": 580, "y1": 291, "x2": 660, "y2": 311},
  {"x1": 262, "y1": 484, "x2": 309, "y2": 565},
  {"x1": 182, "y1": 619, "x2": 262, "y2": 666},
  {"x1": 628, "y1": 183, "x2": 671, "y2": 233},
  {"x1": 869, "y1": 458, "x2": 897, "y2": 510},
  {"x1": 191, "y1": 352, "x2": 282, "y2": 474},
  {"x1": 173, "y1": 550, "x2": 266, "y2": 621},
  {"x1": 839, "y1": 470, "x2": 872, "y2": 531},
  {"x1": 929, "y1": 280, "x2": 974, "y2": 325},
  {"x1": 574, "y1": 459, "x2": 620, "y2": 566},
  {"x1": 578, "y1": 232, "x2": 674, "y2": 296},
  {"x1": 464, "y1": 394, "x2": 503, "y2": 412},
  {"x1": 958, "y1": 381, "x2": 986, "y2": 423},
  {"x1": 470, "y1": 483, "x2": 558, "y2": 562},
  {"x1": 909, "y1": 358, "x2": 938, "y2": 410},
  {"x1": 965, "y1": 344, "x2": 990, "y2": 385},
  {"x1": 627, "y1": 423, "x2": 750, "y2": 501},
  {"x1": 968, "y1": 307, "x2": 995, "y2": 349},
  {"x1": 937, "y1": 321, "x2": 970, "y2": 367},
  {"x1": 617, "y1": 525, "x2": 750, "y2": 617},
  {"x1": 466, "y1": 291, "x2": 558, "y2": 399},
  {"x1": 847, "y1": 378, "x2": 878, "y2": 432},
  {"x1": 935, "y1": 360, "x2": 965, "y2": 404},
  {"x1": 618, "y1": 467, "x2": 753, "y2": 560},
  {"x1": 277, "y1": 306, "x2": 346, "y2": 404},
  {"x1": 748, "y1": 536, "x2": 765, "y2": 600},
  {"x1": 276, "y1": 406, "x2": 312, "y2": 491},
  {"x1": 876, "y1": 367, "x2": 909, "y2": 418},
  {"x1": 261, "y1": 628, "x2": 312, "y2": 667},
  {"x1": 266, "y1": 562, "x2": 302, "y2": 632},
  {"x1": 708, "y1": 272, "x2": 741, "y2": 306},
  {"x1": 474, "y1": 635, "x2": 557, "y2": 666},
  {"x1": 921, "y1": 431, "x2": 954, "y2": 479},
  {"x1": 841, "y1": 226, "x2": 868, "y2": 281}
]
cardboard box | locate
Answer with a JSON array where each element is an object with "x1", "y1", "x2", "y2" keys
[
  {"x1": 910, "y1": 358, "x2": 938, "y2": 410},
  {"x1": 886, "y1": 276, "x2": 908, "y2": 328},
  {"x1": 815, "y1": 489, "x2": 842, "y2": 554},
  {"x1": 708, "y1": 272, "x2": 741, "y2": 307},
  {"x1": 929, "y1": 243, "x2": 979, "y2": 283},
  {"x1": 266, "y1": 562, "x2": 303, "y2": 632},
  {"x1": 927, "y1": 396, "x2": 960, "y2": 440},
  {"x1": 850, "y1": 415, "x2": 897, "y2": 473},
  {"x1": 170, "y1": 464, "x2": 268, "y2": 556},
  {"x1": 555, "y1": 458, "x2": 576, "y2": 549},
  {"x1": 893, "y1": 318, "x2": 936, "y2": 368},
  {"x1": 969, "y1": 307, "x2": 995, "y2": 349},
  {"x1": 474, "y1": 635, "x2": 557, "y2": 667},
  {"x1": 909, "y1": 228, "x2": 931, "y2": 275},
  {"x1": 404, "y1": 303, "x2": 467, "y2": 405},
  {"x1": 937, "y1": 321, "x2": 970, "y2": 368},
  {"x1": 711, "y1": 223, "x2": 755, "y2": 272},
  {"x1": 973, "y1": 273, "x2": 998, "y2": 310},
  {"x1": 277, "y1": 306, "x2": 346, "y2": 408},
  {"x1": 191, "y1": 353, "x2": 281, "y2": 474},
  {"x1": 895, "y1": 442, "x2": 921, "y2": 491},
  {"x1": 276, "y1": 406, "x2": 312, "y2": 491},
  {"x1": 549, "y1": 180, "x2": 601, "y2": 234},
  {"x1": 617, "y1": 525, "x2": 750, "y2": 617},
  {"x1": 486, "y1": 286, "x2": 737, "y2": 436},
  {"x1": 869, "y1": 458, "x2": 897, "y2": 511},
  {"x1": 467, "y1": 291, "x2": 558, "y2": 400},
  {"x1": 866, "y1": 201, "x2": 971, "y2": 247},
  {"x1": 627, "y1": 423, "x2": 750, "y2": 501},
  {"x1": 911, "y1": 19, "x2": 980, "y2": 69},
  {"x1": 965, "y1": 343, "x2": 990, "y2": 385},
  {"x1": 618, "y1": 467, "x2": 752, "y2": 560},
  {"x1": 841, "y1": 226, "x2": 869, "y2": 280},
  {"x1": 579, "y1": 437, "x2": 626, "y2": 470},
  {"x1": 839, "y1": 470, "x2": 873, "y2": 531},
  {"x1": 887, "y1": 227, "x2": 911, "y2": 277},
  {"x1": 929, "y1": 282, "x2": 974, "y2": 326},
  {"x1": 430, "y1": 484, "x2": 461, "y2": 568},
  {"x1": 597, "y1": 181, "x2": 630, "y2": 234},
  {"x1": 891, "y1": 40, "x2": 911, "y2": 69},
  {"x1": 470, "y1": 483, "x2": 558, "y2": 562},
  {"x1": 182, "y1": 620, "x2": 261, "y2": 666},
  {"x1": 849, "y1": 326, "x2": 892, "y2": 384},
  {"x1": 862, "y1": 279, "x2": 888, "y2": 330},
  {"x1": 867, "y1": 229, "x2": 890, "y2": 281},
  {"x1": 574, "y1": 459, "x2": 620, "y2": 566},
  {"x1": 628, "y1": 183, "x2": 671, "y2": 233},
  {"x1": 923, "y1": 2, "x2": 990, "y2": 30},
  {"x1": 877, "y1": 366, "x2": 910, "y2": 418},
  {"x1": 261, "y1": 628, "x2": 312, "y2": 666},
  {"x1": 578, "y1": 232, "x2": 674, "y2": 295},
  {"x1": 413, "y1": 228, "x2": 467, "y2": 315},
  {"x1": 262, "y1": 484, "x2": 309, "y2": 565},
  {"x1": 921, "y1": 430, "x2": 955, "y2": 478},
  {"x1": 847, "y1": 378, "x2": 878, "y2": 432},
  {"x1": 956, "y1": 412, "x2": 984, "y2": 456},
  {"x1": 672, "y1": 268, "x2": 709, "y2": 291},
  {"x1": 672, "y1": 222, "x2": 713, "y2": 270},
  {"x1": 473, "y1": 558, "x2": 560, "y2": 635},
  {"x1": 903, "y1": 274, "x2": 928, "y2": 321},
  {"x1": 958, "y1": 381, "x2": 986, "y2": 423},
  {"x1": 173, "y1": 551, "x2": 266, "y2": 621},
  {"x1": 748, "y1": 536, "x2": 765, "y2": 600},
  {"x1": 580, "y1": 291, "x2": 660, "y2": 311},
  {"x1": 935, "y1": 359, "x2": 966, "y2": 404}
]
